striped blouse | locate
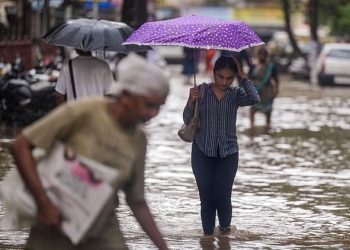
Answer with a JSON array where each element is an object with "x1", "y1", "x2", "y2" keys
[{"x1": 183, "y1": 78, "x2": 260, "y2": 158}]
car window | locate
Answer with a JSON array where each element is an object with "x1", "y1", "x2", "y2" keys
[{"x1": 328, "y1": 49, "x2": 350, "y2": 59}]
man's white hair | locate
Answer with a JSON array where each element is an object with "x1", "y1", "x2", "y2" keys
[{"x1": 110, "y1": 53, "x2": 169, "y2": 97}]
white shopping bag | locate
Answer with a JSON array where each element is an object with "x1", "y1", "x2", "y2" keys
[{"x1": 0, "y1": 143, "x2": 119, "y2": 245}]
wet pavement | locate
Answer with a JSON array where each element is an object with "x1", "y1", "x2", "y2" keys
[{"x1": 0, "y1": 68, "x2": 349, "y2": 249}]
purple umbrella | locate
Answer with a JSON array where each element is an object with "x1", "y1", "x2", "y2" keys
[
  {"x1": 124, "y1": 15, "x2": 264, "y2": 140},
  {"x1": 123, "y1": 15, "x2": 264, "y2": 52},
  {"x1": 123, "y1": 15, "x2": 264, "y2": 85}
]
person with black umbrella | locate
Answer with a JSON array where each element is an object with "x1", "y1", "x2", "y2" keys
[
  {"x1": 54, "y1": 48, "x2": 115, "y2": 106},
  {"x1": 41, "y1": 18, "x2": 150, "y2": 106}
]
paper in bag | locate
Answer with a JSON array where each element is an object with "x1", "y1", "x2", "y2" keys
[{"x1": 0, "y1": 143, "x2": 119, "y2": 245}]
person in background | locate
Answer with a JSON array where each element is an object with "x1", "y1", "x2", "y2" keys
[
  {"x1": 182, "y1": 47, "x2": 198, "y2": 85},
  {"x1": 249, "y1": 47, "x2": 279, "y2": 133},
  {"x1": 205, "y1": 49, "x2": 217, "y2": 75},
  {"x1": 54, "y1": 49, "x2": 115, "y2": 106},
  {"x1": 10, "y1": 54, "x2": 169, "y2": 250},
  {"x1": 307, "y1": 40, "x2": 321, "y2": 81},
  {"x1": 221, "y1": 49, "x2": 253, "y2": 73},
  {"x1": 182, "y1": 56, "x2": 259, "y2": 237}
]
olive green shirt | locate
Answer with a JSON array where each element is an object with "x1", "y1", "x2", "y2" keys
[{"x1": 22, "y1": 98, "x2": 147, "y2": 250}]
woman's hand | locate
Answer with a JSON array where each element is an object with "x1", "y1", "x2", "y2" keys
[
  {"x1": 232, "y1": 57, "x2": 246, "y2": 80},
  {"x1": 188, "y1": 86, "x2": 200, "y2": 104}
]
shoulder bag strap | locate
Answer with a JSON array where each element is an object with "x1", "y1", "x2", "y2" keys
[
  {"x1": 68, "y1": 59, "x2": 77, "y2": 99},
  {"x1": 193, "y1": 83, "x2": 206, "y2": 118}
]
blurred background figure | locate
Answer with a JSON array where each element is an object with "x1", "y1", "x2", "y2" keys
[
  {"x1": 182, "y1": 47, "x2": 199, "y2": 85},
  {"x1": 205, "y1": 49, "x2": 218, "y2": 75},
  {"x1": 146, "y1": 49, "x2": 167, "y2": 68},
  {"x1": 94, "y1": 50, "x2": 120, "y2": 79},
  {"x1": 221, "y1": 49, "x2": 253, "y2": 74},
  {"x1": 307, "y1": 39, "x2": 321, "y2": 80},
  {"x1": 249, "y1": 47, "x2": 279, "y2": 133}
]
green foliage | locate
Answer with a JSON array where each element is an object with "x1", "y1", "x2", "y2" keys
[
  {"x1": 317, "y1": 0, "x2": 350, "y2": 36},
  {"x1": 332, "y1": 4, "x2": 350, "y2": 36}
]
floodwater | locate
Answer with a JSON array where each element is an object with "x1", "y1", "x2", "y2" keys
[{"x1": 0, "y1": 71, "x2": 349, "y2": 249}]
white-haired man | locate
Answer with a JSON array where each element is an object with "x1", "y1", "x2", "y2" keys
[{"x1": 10, "y1": 54, "x2": 169, "y2": 250}]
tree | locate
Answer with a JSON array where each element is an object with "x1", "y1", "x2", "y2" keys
[
  {"x1": 313, "y1": 0, "x2": 349, "y2": 37},
  {"x1": 307, "y1": 0, "x2": 319, "y2": 42},
  {"x1": 334, "y1": 3, "x2": 350, "y2": 37},
  {"x1": 281, "y1": 0, "x2": 302, "y2": 57}
]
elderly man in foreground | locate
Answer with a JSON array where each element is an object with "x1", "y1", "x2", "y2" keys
[{"x1": 10, "y1": 53, "x2": 170, "y2": 250}]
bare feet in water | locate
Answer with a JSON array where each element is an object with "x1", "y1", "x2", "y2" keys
[{"x1": 220, "y1": 225, "x2": 237, "y2": 234}]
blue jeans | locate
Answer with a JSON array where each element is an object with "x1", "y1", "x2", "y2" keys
[{"x1": 191, "y1": 142, "x2": 239, "y2": 235}]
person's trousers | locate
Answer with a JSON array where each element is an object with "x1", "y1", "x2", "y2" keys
[{"x1": 191, "y1": 142, "x2": 239, "y2": 235}]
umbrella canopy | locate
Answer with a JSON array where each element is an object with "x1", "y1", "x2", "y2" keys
[
  {"x1": 42, "y1": 18, "x2": 150, "y2": 53},
  {"x1": 123, "y1": 15, "x2": 264, "y2": 52}
]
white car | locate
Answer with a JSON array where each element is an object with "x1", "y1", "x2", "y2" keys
[{"x1": 311, "y1": 43, "x2": 350, "y2": 86}]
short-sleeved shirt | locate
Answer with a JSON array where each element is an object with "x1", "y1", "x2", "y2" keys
[
  {"x1": 22, "y1": 98, "x2": 146, "y2": 250},
  {"x1": 55, "y1": 55, "x2": 115, "y2": 100}
]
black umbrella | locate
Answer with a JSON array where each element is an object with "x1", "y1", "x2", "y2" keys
[{"x1": 42, "y1": 18, "x2": 150, "y2": 53}]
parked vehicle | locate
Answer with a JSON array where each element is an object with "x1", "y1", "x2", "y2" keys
[
  {"x1": 311, "y1": 43, "x2": 350, "y2": 86},
  {"x1": 289, "y1": 57, "x2": 309, "y2": 80},
  {"x1": 288, "y1": 42, "x2": 314, "y2": 80},
  {"x1": 0, "y1": 69, "x2": 55, "y2": 127}
]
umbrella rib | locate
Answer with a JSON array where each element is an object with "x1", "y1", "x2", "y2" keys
[{"x1": 123, "y1": 41, "x2": 265, "y2": 52}]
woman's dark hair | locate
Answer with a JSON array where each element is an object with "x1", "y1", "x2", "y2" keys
[
  {"x1": 213, "y1": 55, "x2": 238, "y2": 74},
  {"x1": 257, "y1": 47, "x2": 268, "y2": 57}
]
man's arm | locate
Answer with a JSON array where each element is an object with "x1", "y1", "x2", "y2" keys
[
  {"x1": 55, "y1": 91, "x2": 66, "y2": 106},
  {"x1": 129, "y1": 200, "x2": 168, "y2": 250},
  {"x1": 10, "y1": 135, "x2": 61, "y2": 228}
]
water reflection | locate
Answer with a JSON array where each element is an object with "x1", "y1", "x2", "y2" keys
[
  {"x1": 0, "y1": 76, "x2": 349, "y2": 249},
  {"x1": 199, "y1": 235, "x2": 232, "y2": 250}
]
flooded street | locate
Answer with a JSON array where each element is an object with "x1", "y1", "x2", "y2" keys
[{"x1": 0, "y1": 69, "x2": 349, "y2": 249}]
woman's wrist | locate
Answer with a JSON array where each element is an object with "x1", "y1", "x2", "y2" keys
[
  {"x1": 239, "y1": 76, "x2": 249, "y2": 84},
  {"x1": 187, "y1": 98, "x2": 195, "y2": 106},
  {"x1": 185, "y1": 100, "x2": 195, "y2": 111}
]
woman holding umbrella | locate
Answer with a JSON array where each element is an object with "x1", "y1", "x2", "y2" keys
[
  {"x1": 123, "y1": 15, "x2": 264, "y2": 237},
  {"x1": 183, "y1": 56, "x2": 260, "y2": 236}
]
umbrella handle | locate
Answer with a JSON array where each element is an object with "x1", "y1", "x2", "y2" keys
[
  {"x1": 193, "y1": 48, "x2": 197, "y2": 87},
  {"x1": 193, "y1": 47, "x2": 198, "y2": 118}
]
